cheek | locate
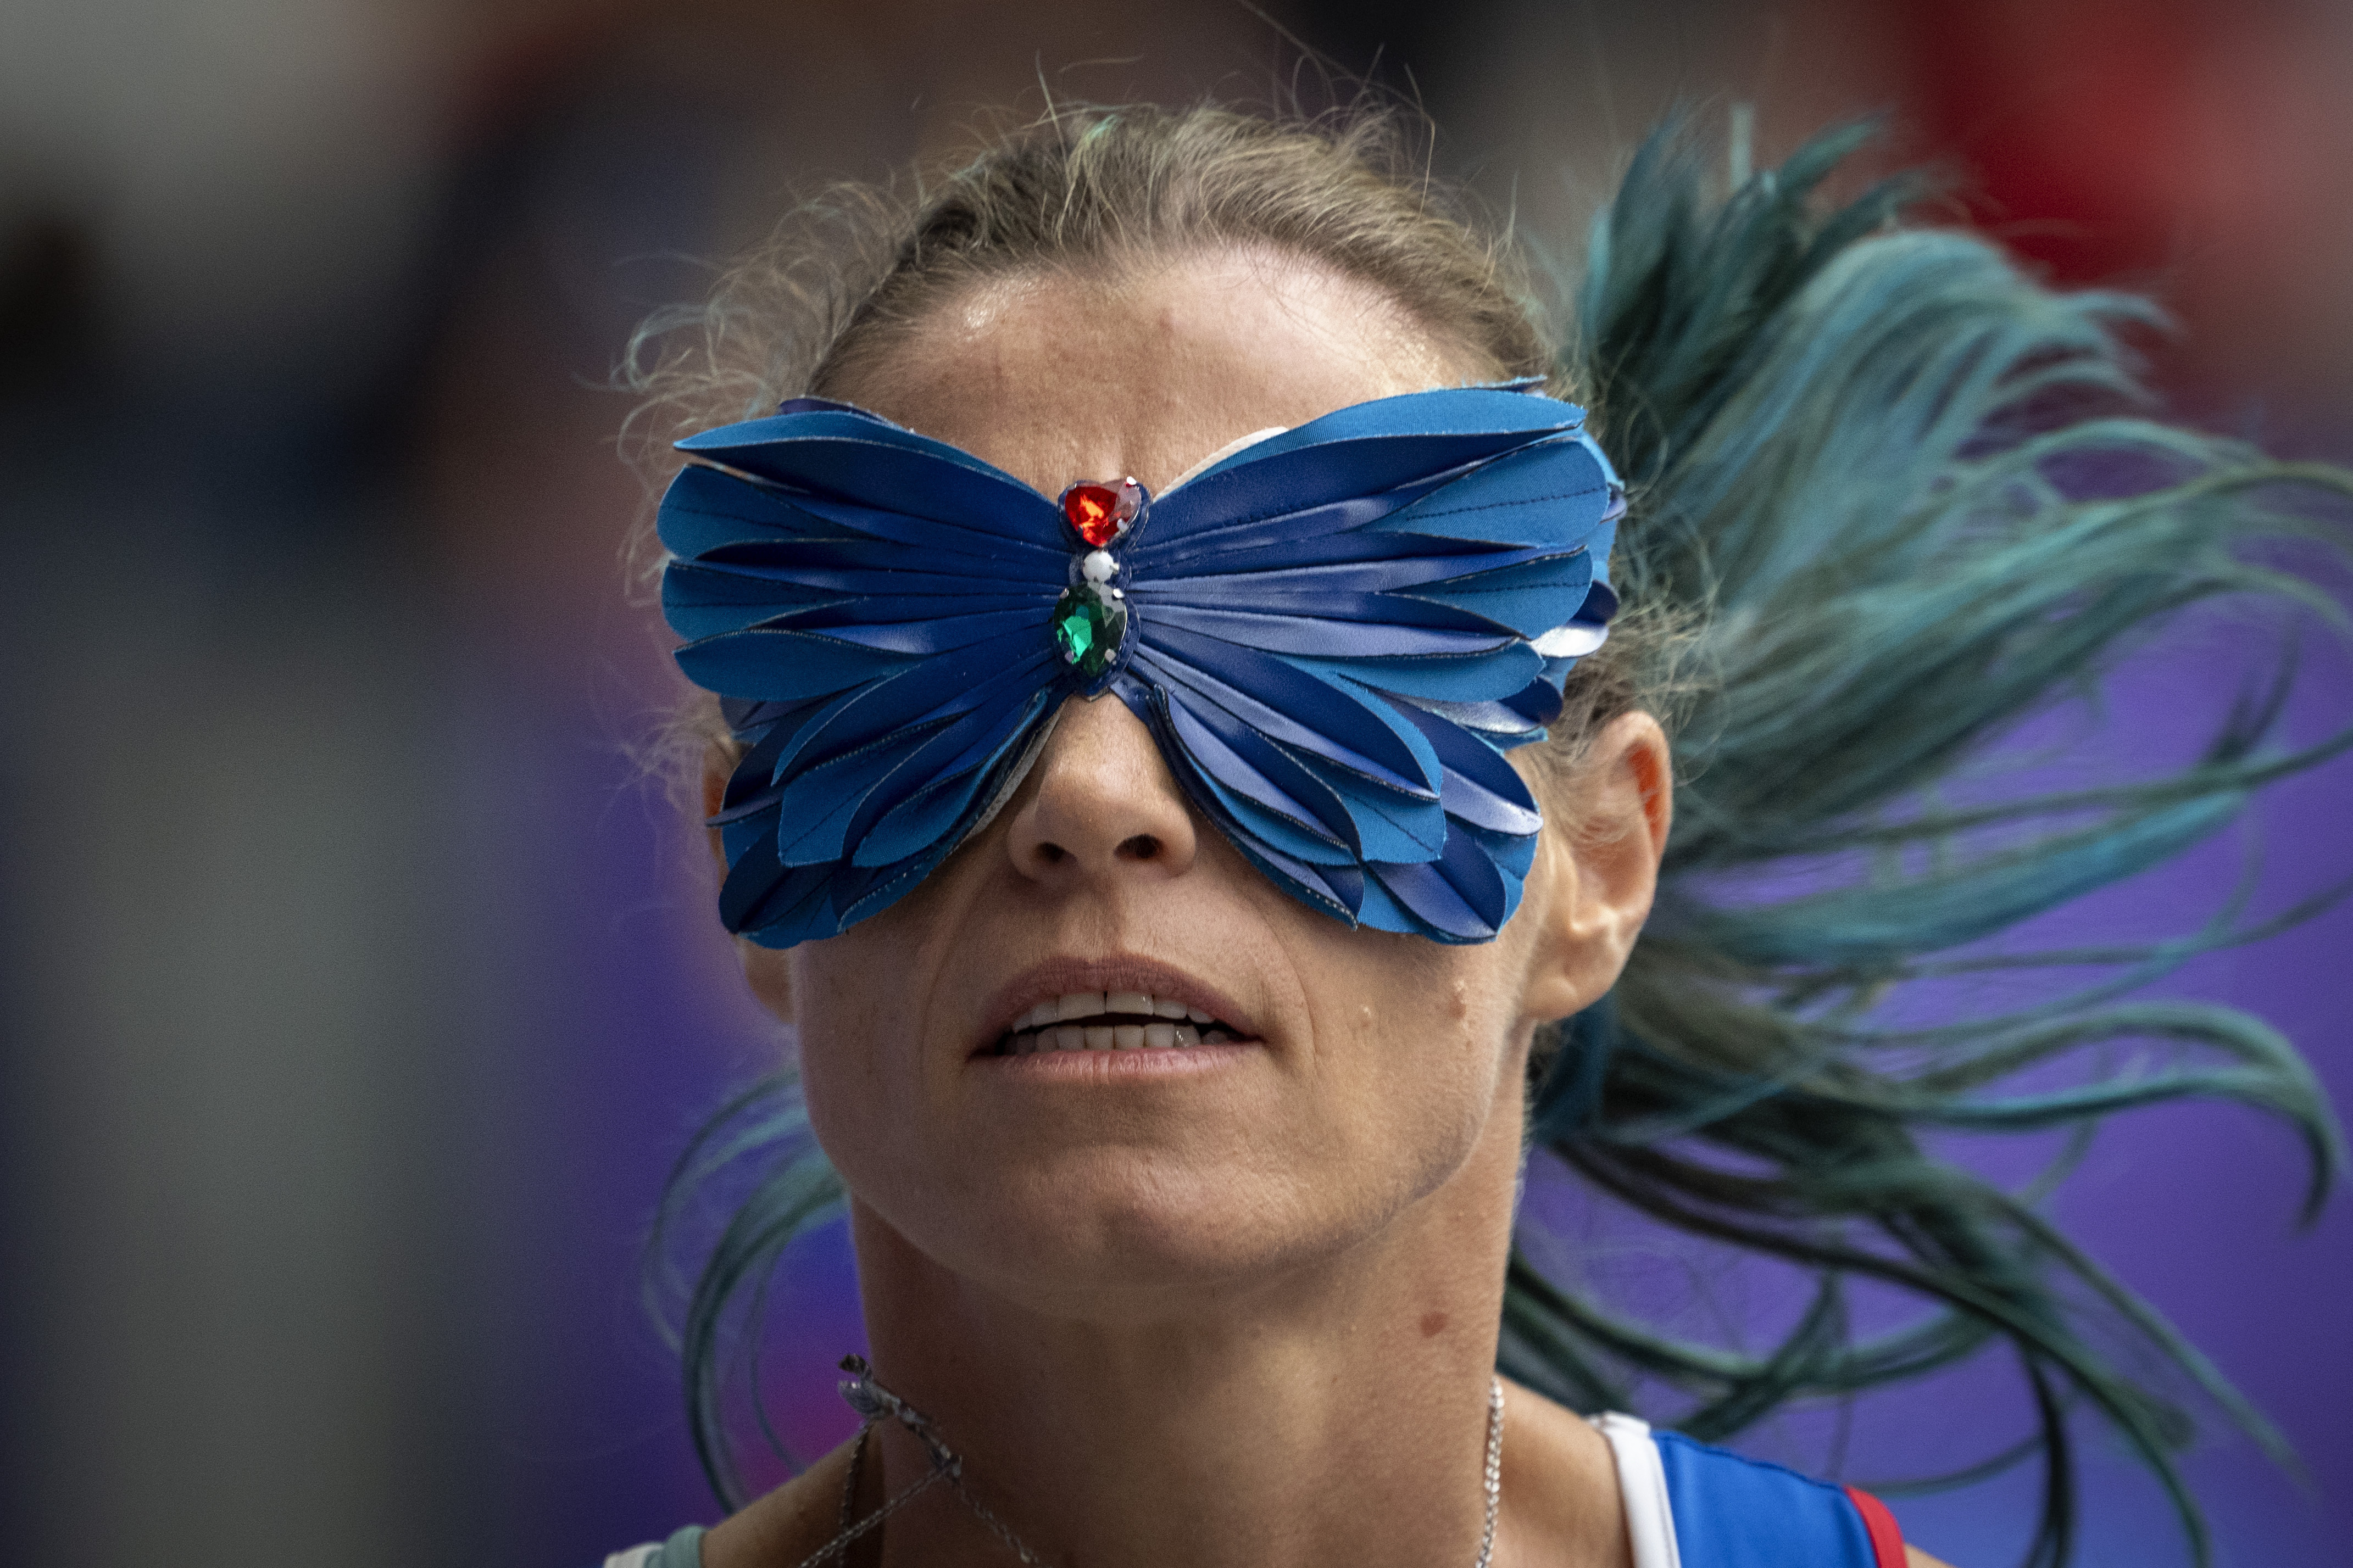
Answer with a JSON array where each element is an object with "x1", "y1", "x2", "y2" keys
[
  {"x1": 785, "y1": 919, "x2": 951, "y2": 1206},
  {"x1": 1293, "y1": 935, "x2": 1523, "y2": 1203}
]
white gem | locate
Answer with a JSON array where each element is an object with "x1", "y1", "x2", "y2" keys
[{"x1": 1082, "y1": 550, "x2": 1116, "y2": 583}]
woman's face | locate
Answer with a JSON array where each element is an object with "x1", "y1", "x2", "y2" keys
[{"x1": 737, "y1": 249, "x2": 1656, "y2": 1316}]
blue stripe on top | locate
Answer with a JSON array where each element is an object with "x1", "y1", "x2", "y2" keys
[{"x1": 1655, "y1": 1430, "x2": 1877, "y2": 1568}]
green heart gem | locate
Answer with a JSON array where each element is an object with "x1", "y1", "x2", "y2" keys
[{"x1": 1052, "y1": 584, "x2": 1127, "y2": 676}]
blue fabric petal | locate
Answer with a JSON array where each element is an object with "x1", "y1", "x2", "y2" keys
[
  {"x1": 1142, "y1": 623, "x2": 1443, "y2": 797},
  {"x1": 678, "y1": 628, "x2": 920, "y2": 702}
]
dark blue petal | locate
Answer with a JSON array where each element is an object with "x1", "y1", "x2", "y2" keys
[
  {"x1": 843, "y1": 688, "x2": 1053, "y2": 867},
  {"x1": 777, "y1": 607, "x2": 1044, "y2": 657},
  {"x1": 856, "y1": 690, "x2": 1059, "y2": 867},
  {"x1": 1132, "y1": 553, "x2": 1538, "y2": 611},
  {"x1": 1372, "y1": 437, "x2": 1621, "y2": 547},
  {"x1": 1152, "y1": 682, "x2": 1360, "y2": 864},
  {"x1": 678, "y1": 627, "x2": 919, "y2": 701},
  {"x1": 658, "y1": 465, "x2": 839, "y2": 557},
  {"x1": 1290, "y1": 752, "x2": 1451, "y2": 862},
  {"x1": 1285, "y1": 643, "x2": 1545, "y2": 704},
  {"x1": 1123, "y1": 680, "x2": 1364, "y2": 920},
  {"x1": 786, "y1": 631, "x2": 1054, "y2": 774},
  {"x1": 1403, "y1": 549, "x2": 1596, "y2": 638},
  {"x1": 1145, "y1": 604, "x2": 1516, "y2": 659},
  {"x1": 1142, "y1": 622, "x2": 1442, "y2": 797},
  {"x1": 662, "y1": 565, "x2": 851, "y2": 640},
  {"x1": 720, "y1": 827, "x2": 837, "y2": 944},
  {"x1": 727, "y1": 490, "x2": 1066, "y2": 563},
  {"x1": 774, "y1": 723, "x2": 955, "y2": 866},
  {"x1": 1381, "y1": 696, "x2": 1546, "y2": 837},
  {"x1": 1153, "y1": 389, "x2": 1588, "y2": 540},
  {"x1": 1368, "y1": 825, "x2": 1514, "y2": 942},
  {"x1": 680, "y1": 413, "x2": 1057, "y2": 542}
]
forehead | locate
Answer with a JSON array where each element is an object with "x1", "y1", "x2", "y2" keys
[{"x1": 844, "y1": 247, "x2": 1482, "y2": 496}]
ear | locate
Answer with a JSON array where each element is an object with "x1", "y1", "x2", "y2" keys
[
  {"x1": 703, "y1": 746, "x2": 798, "y2": 1024},
  {"x1": 1515, "y1": 711, "x2": 1673, "y2": 1025}
]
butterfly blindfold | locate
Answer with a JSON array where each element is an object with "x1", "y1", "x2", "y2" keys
[{"x1": 659, "y1": 385, "x2": 1625, "y2": 948}]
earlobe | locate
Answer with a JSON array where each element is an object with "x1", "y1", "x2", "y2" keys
[
  {"x1": 740, "y1": 941, "x2": 797, "y2": 1025},
  {"x1": 1517, "y1": 712, "x2": 1673, "y2": 1025}
]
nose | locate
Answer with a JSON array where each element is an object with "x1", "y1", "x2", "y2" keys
[{"x1": 1003, "y1": 694, "x2": 1199, "y2": 888}]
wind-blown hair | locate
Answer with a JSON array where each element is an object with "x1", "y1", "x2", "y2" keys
[{"x1": 630, "y1": 104, "x2": 2351, "y2": 1566}]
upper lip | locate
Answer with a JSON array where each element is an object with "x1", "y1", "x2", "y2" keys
[{"x1": 975, "y1": 954, "x2": 1256, "y2": 1055}]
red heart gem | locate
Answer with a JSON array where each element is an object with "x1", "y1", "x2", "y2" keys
[
  {"x1": 1060, "y1": 478, "x2": 1141, "y2": 548},
  {"x1": 1062, "y1": 483, "x2": 1123, "y2": 547}
]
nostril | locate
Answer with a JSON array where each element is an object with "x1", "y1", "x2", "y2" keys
[
  {"x1": 1117, "y1": 834, "x2": 1161, "y2": 861},
  {"x1": 1036, "y1": 842, "x2": 1069, "y2": 866}
]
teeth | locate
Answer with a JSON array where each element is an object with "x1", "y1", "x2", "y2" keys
[{"x1": 1004, "y1": 991, "x2": 1241, "y2": 1051}]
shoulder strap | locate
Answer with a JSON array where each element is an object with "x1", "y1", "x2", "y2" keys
[
  {"x1": 1589, "y1": 1414, "x2": 1684, "y2": 1568},
  {"x1": 1592, "y1": 1415, "x2": 1906, "y2": 1568}
]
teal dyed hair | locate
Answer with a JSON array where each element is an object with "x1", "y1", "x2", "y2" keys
[{"x1": 641, "y1": 109, "x2": 2352, "y2": 1565}]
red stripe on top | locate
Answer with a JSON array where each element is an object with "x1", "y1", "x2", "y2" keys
[{"x1": 1843, "y1": 1487, "x2": 1908, "y2": 1567}]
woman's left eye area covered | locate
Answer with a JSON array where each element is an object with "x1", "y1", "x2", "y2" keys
[{"x1": 657, "y1": 387, "x2": 1625, "y2": 953}]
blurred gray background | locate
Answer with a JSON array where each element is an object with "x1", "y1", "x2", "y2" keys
[{"x1": 5, "y1": 1, "x2": 2352, "y2": 1564}]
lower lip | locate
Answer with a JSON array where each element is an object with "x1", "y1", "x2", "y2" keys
[{"x1": 972, "y1": 1040, "x2": 1264, "y2": 1078}]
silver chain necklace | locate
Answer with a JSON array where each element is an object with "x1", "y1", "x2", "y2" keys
[{"x1": 798, "y1": 1355, "x2": 1505, "y2": 1568}]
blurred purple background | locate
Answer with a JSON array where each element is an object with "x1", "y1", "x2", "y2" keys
[{"x1": 3, "y1": 2, "x2": 2350, "y2": 1565}]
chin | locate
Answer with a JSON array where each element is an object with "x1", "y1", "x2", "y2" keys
[{"x1": 898, "y1": 1153, "x2": 1372, "y2": 1316}]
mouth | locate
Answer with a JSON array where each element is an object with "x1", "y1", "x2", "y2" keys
[
  {"x1": 976, "y1": 960, "x2": 1260, "y2": 1059},
  {"x1": 992, "y1": 988, "x2": 1249, "y2": 1056}
]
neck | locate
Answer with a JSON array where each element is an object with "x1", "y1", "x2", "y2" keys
[{"x1": 849, "y1": 1092, "x2": 1525, "y2": 1568}]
